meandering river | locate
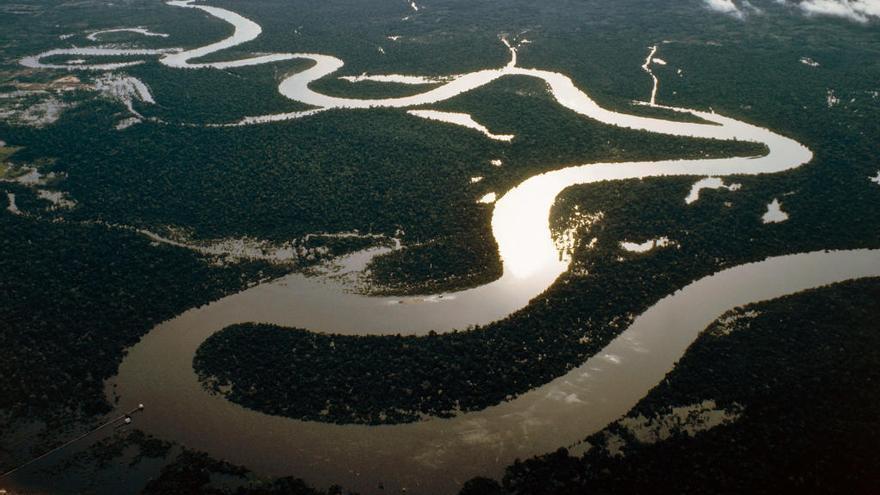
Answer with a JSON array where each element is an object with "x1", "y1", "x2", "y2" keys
[{"x1": 18, "y1": 2, "x2": 880, "y2": 493}]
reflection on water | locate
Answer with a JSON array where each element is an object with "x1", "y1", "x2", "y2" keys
[
  {"x1": 407, "y1": 110, "x2": 515, "y2": 141},
  {"x1": 17, "y1": 2, "x2": 877, "y2": 494},
  {"x1": 115, "y1": 47, "x2": 822, "y2": 490},
  {"x1": 762, "y1": 198, "x2": 790, "y2": 224},
  {"x1": 620, "y1": 237, "x2": 675, "y2": 253},
  {"x1": 684, "y1": 176, "x2": 741, "y2": 204},
  {"x1": 108, "y1": 250, "x2": 880, "y2": 495}
]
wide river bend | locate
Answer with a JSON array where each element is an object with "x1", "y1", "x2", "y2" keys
[{"x1": 18, "y1": 2, "x2": 880, "y2": 493}]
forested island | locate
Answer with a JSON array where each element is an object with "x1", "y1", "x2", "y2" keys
[
  {"x1": 466, "y1": 278, "x2": 880, "y2": 494},
  {"x1": 14, "y1": 279, "x2": 880, "y2": 495},
  {"x1": 1, "y1": 0, "x2": 879, "y2": 492},
  {"x1": 193, "y1": 150, "x2": 880, "y2": 424}
]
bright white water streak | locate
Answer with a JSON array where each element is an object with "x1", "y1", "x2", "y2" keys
[
  {"x1": 21, "y1": 1, "x2": 811, "y2": 280},
  {"x1": 20, "y1": 47, "x2": 180, "y2": 71},
  {"x1": 685, "y1": 176, "x2": 741, "y2": 204},
  {"x1": 19, "y1": 1, "x2": 877, "y2": 493},
  {"x1": 641, "y1": 45, "x2": 659, "y2": 106},
  {"x1": 339, "y1": 73, "x2": 451, "y2": 84},
  {"x1": 407, "y1": 110, "x2": 515, "y2": 141},
  {"x1": 85, "y1": 27, "x2": 170, "y2": 41}
]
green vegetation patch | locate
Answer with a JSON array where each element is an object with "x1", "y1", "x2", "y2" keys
[
  {"x1": 193, "y1": 161, "x2": 880, "y2": 425},
  {"x1": 478, "y1": 278, "x2": 880, "y2": 494},
  {"x1": 0, "y1": 144, "x2": 22, "y2": 162},
  {"x1": 0, "y1": 207, "x2": 288, "y2": 425},
  {"x1": 0, "y1": 144, "x2": 22, "y2": 177},
  {"x1": 308, "y1": 78, "x2": 446, "y2": 100},
  {"x1": 367, "y1": 212, "x2": 501, "y2": 295}
]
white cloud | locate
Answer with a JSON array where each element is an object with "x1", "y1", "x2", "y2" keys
[
  {"x1": 706, "y1": 0, "x2": 880, "y2": 22},
  {"x1": 743, "y1": 0, "x2": 765, "y2": 13},
  {"x1": 704, "y1": 0, "x2": 747, "y2": 18},
  {"x1": 797, "y1": 0, "x2": 880, "y2": 23}
]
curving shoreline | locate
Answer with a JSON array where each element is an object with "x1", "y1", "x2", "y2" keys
[
  {"x1": 110, "y1": 249, "x2": 880, "y2": 494},
  {"x1": 18, "y1": 1, "x2": 879, "y2": 494}
]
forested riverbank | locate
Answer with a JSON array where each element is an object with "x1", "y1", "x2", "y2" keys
[
  {"x1": 0, "y1": 205, "x2": 287, "y2": 432},
  {"x1": 19, "y1": 279, "x2": 877, "y2": 495},
  {"x1": 467, "y1": 278, "x2": 880, "y2": 494},
  {"x1": 2, "y1": 0, "x2": 879, "y2": 491},
  {"x1": 193, "y1": 130, "x2": 880, "y2": 424}
]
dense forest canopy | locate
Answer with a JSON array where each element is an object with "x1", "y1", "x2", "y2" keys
[{"x1": 1, "y1": 0, "x2": 878, "y2": 493}]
